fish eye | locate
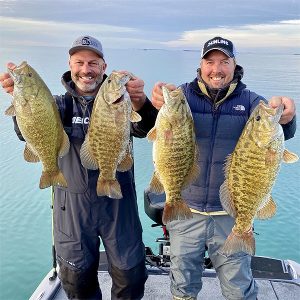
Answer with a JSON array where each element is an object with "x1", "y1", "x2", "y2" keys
[
  {"x1": 28, "y1": 73, "x2": 32, "y2": 77},
  {"x1": 108, "y1": 79, "x2": 111, "y2": 83},
  {"x1": 256, "y1": 115, "x2": 261, "y2": 121},
  {"x1": 181, "y1": 99, "x2": 185, "y2": 104}
]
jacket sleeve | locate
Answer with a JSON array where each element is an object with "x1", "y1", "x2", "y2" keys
[
  {"x1": 281, "y1": 115, "x2": 296, "y2": 140},
  {"x1": 130, "y1": 97, "x2": 158, "y2": 138}
]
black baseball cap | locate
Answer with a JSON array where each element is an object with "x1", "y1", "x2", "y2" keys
[{"x1": 201, "y1": 36, "x2": 236, "y2": 58}]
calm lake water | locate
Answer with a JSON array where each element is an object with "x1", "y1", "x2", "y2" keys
[{"x1": 0, "y1": 47, "x2": 299, "y2": 300}]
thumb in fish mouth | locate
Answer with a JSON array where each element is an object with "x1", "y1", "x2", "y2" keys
[
  {"x1": 268, "y1": 96, "x2": 282, "y2": 108},
  {"x1": 7, "y1": 62, "x2": 17, "y2": 71},
  {"x1": 162, "y1": 83, "x2": 177, "y2": 93}
]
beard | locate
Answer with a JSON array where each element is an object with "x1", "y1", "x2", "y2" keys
[{"x1": 71, "y1": 72, "x2": 103, "y2": 94}]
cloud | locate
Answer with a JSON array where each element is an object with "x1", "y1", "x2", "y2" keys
[
  {"x1": 0, "y1": 16, "x2": 139, "y2": 48},
  {"x1": 162, "y1": 20, "x2": 300, "y2": 50},
  {"x1": 1, "y1": 14, "x2": 299, "y2": 52}
]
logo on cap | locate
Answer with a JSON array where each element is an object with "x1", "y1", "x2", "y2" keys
[
  {"x1": 69, "y1": 35, "x2": 104, "y2": 58},
  {"x1": 81, "y1": 37, "x2": 91, "y2": 46},
  {"x1": 207, "y1": 39, "x2": 229, "y2": 47},
  {"x1": 79, "y1": 36, "x2": 99, "y2": 48},
  {"x1": 201, "y1": 36, "x2": 235, "y2": 58}
]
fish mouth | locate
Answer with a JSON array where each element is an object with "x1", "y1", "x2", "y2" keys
[
  {"x1": 274, "y1": 104, "x2": 284, "y2": 122},
  {"x1": 260, "y1": 101, "x2": 284, "y2": 123},
  {"x1": 112, "y1": 95, "x2": 124, "y2": 104},
  {"x1": 7, "y1": 61, "x2": 27, "y2": 82},
  {"x1": 8, "y1": 61, "x2": 27, "y2": 72}
]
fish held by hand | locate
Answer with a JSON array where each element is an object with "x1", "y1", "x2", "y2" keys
[
  {"x1": 147, "y1": 86, "x2": 199, "y2": 224},
  {"x1": 80, "y1": 71, "x2": 141, "y2": 199},
  {"x1": 219, "y1": 100, "x2": 298, "y2": 256},
  {"x1": 5, "y1": 61, "x2": 70, "y2": 189}
]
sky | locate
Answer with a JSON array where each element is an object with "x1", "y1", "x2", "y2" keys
[{"x1": 0, "y1": 0, "x2": 300, "y2": 53}]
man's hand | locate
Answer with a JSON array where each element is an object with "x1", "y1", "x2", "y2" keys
[
  {"x1": 269, "y1": 96, "x2": 296, "y2": 124},
  {"x1": 0, "y1": 62, "x2": 16, "y2": 95},
  {"x1": 126, "y1": 75, "x2": 147, "y2": 111},
  {"x1": 151, "y1": 82, "x2": 177, "y2": 110},
  {"x1": 116, "y1": 70, "x2": 146, "y2": 111}
]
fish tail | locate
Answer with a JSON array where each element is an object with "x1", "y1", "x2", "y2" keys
[
  {"x1": 39, "y1": 171, "x2": 67, "y2": 189},
  {"x1": 97, "y1": 177, "x2": 123, "y2": 199},
  {"x1": 162, "y1": 199, "x2": 192, "y2": 224},
  {"x1": 221, "y1": 229, "x2": 255, "y2": 256}
]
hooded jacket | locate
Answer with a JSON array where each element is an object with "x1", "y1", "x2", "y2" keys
[{"x1": 180, "y1": 65, "x2": 296, "y2": 213}]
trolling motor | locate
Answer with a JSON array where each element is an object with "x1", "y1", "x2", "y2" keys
[{"x1": 143, "y1": 188, "x2": 213, "y2": 270}]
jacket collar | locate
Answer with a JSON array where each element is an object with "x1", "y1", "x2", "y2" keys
[{"x1": 192, "y1": 65, "x2": 246, "y2": 105}]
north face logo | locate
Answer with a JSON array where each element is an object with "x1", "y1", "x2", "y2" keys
[{"x1": 233, "y1": 105, "x2": 245, "y2": 111}]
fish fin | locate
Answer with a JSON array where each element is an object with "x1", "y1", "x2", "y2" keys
[
  {"x1": 117, "y1": 151, "x2": 133, "y2": 171},
  {"x1": 97, "y1": 177, "x2": 122, "y2": 199},
  {"x1": 147, "y1": 127, "x2": 157, "y2": 141},
  {"x1": 162, "y1": 199, "x2": 192, "y2": 224},
  {"x1": 219, "y1": 180, "x2": 237, "y2": 217},
  {"x1": 80, "y1": 135, "x2": 98, "y2": 170},
  {"x1": 149, "y1": 172, "x2": 164, "y2": 194},
  {"x1": 24, "y1": 143, "x2": 40, "y2": 162},
  {"x1": 223, "y1": 153, "x2": 233, "y2": 179},
  {"x1": 221, "y1": 229, "x2": 255, "y2": 256},
  {"x1": 283, "y1": 149, "x2": 299, "y2": 163},
  {"x1": 4, "y1": 104, "x2": 16, "y2": 116},
  {"x1": 58, "y1": 131, "x2": 70, "y2": 158},
  {"x1": 256, "y1": 195, "x2": 276, "y2": 219},
  {"x1": 39, "y1": 170, "x2": 68, "y2": 189},
  {"x1": 130, "y1": 110, "x2": 142, "y2": 122}
]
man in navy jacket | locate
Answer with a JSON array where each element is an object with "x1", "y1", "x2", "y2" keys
[{"x1": 151, "y1": 36, "x2": 296, "y2": 300}]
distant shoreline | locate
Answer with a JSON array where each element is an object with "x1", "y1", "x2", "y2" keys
[
  {"x1": 1, "y1": 45, "x2": 299, "y2": 56},
  {"x1": 139, "y1": 48, "x2": 300, "y2": 55}
]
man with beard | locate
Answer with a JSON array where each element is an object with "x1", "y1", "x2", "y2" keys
[
  {"x1": 151, "y1": 36, "x2": 296, "y2": 300},
  {"x1": 0, "y1": 35, "x2": 158, "y2": 300}
]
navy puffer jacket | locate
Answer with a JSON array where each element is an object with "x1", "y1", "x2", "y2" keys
[{"x1": 180, "y1": 68, "x2": 296, "y2": 213}]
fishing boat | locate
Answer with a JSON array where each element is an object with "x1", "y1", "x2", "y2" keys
[{"x1": 30, "y1": 191, "x2": 300, "y2": 300}]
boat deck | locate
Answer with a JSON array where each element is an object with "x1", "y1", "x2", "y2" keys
[
  {"x1": 30, "y1": 255, "x2": 300, "y2": 300},
  {"x1": 30, "y1": 190, "x2": 300, "y2": 299}
]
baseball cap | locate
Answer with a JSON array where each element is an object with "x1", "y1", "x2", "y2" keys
[
  {"x1": 69, "y1": 35, "x2": 104, "y2": 58},
  {"x1": 201, "y1": 36, "x2": 236, "y2": 58}
]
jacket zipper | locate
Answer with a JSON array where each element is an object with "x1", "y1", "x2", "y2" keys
[{"x1": 203, "y1": 94, "x2": 220, "y2": 211}]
